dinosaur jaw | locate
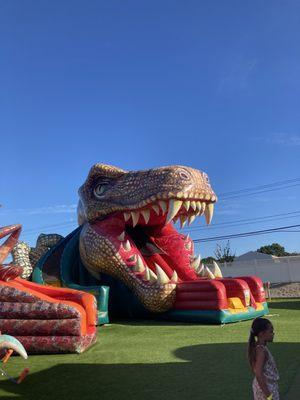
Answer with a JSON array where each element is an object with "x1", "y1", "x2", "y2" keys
[
  {"x1": 107, "y1": 197, "x2": 213, "y2": 278},
  {"x1": 80, "y1": 198, "x2": 215, "y2": 311}
]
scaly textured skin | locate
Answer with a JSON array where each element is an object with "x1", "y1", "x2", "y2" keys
[
  {"x1": 78, "y1": 164, "x2": 217, "y2": 313},
  {"x1": 12, "y1": 234, "x2": 63, "y2": 279}
]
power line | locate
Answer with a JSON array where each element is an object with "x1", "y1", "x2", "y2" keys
[
  {"x1": 218, "y1": 177, "x2": 300, "y2": 197},
  {"x1": 21, "y1": 221, "x2": 76, "y2": 234},
  {"x1": 219, "y1": 183, "x2": 300, "y2": 201},
  {"x1": 193, "y1": 224, "x2": 300, "y2": 243},
  {"x1": 181, "y1": 210, "x2": 300, "y2": 232}
]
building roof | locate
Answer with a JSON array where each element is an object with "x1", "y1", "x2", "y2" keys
[{"x1": 234, "y1": 251, "x2": 277, "y2": 261}]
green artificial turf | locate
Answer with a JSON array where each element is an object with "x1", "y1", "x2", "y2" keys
[{"x1": 0, "y1": 299, "x2": 299, "y2": 400}]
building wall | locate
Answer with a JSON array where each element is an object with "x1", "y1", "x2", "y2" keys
[{"x1": 218, "y1": 256, "x2": 300, "y2": 283}]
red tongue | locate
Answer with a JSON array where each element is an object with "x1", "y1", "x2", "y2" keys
[{"x1": 146, "y1": 224, "x2": 198, "y2": 281}]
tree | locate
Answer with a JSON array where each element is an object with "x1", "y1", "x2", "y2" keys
[
  {"x1": 214, "y1": 241, "x2": 235, "y2": 263},
  {"x1": 202, "y1": 256, "x2": 216, "y2": 264},
  {"x1": 257, "y1": 243, "x2": 288, "y2": 257}
]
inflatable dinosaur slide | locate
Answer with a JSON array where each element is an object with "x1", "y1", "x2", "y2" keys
[{"x1": 29, "y1": 164, "x2": 268, "y2": 324}]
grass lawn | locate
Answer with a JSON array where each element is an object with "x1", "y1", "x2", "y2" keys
[{"x1": 1, "y1": 299, "x2": 299, "y2": 400}]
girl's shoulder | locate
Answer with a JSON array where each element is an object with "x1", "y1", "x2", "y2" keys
[{"x1": 255, "y1": 344, "x2": 267, "y2": 356}]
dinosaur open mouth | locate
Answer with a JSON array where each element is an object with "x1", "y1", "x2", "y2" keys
[{"x1": 91, "y1": 195, "x2": 216, "y2": 286}]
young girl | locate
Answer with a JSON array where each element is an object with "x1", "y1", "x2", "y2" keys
[{"x1": 248, "y1": 317, "x2": 280, "y2": 400}]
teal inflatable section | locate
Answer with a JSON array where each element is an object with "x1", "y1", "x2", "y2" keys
[
  {"x1": 160, "y1": 303, "x2": 269, "y2": 324},
  {"x1": 33, "y1": 227, "x2": 110, "y2": 325}
]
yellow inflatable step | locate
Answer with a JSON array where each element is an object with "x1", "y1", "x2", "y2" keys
[{"x1": 227, "y1": 297, "x2": 248, "y2": 314}]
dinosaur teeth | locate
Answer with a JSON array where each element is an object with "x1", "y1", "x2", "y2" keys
[
  {"x1": 123, "y1": 240, "x2": 131, "y2": 251},
  {"x1": 191, "y1": 255, "x2": 201, "y2": 270},
  {"x1": 196, "y1": 263, "x2": 205, "y2": 276},
  {"x1": 133, "y1": 255, "x2": 145, "y2": 272},
  {"x1": 204, "y1": 203, "x2": 214, "y2": 225},
  {"x1": 190, "y1": 201, "x2": 197, "y2": 211},
  {"x1": 141, "y1": 209, "x2": 150, "y2": 224},
  {"x1": 165, "y1": 199, "x2": 183, "y2": 225},
  {"x1": 170, "y1": 270, "x2": 178, "y2": 283},
  {"x1": 196, "y1": 201, "x2": 203, "y2": 215},
  {"x1": 131, "y1": 211, "x2": 140, "y2": 227},
  {"x1": 183, "y1": 200, "x2": 190, "y2": 211},
  {"x1": 185, "y1": 241, "x2": 192, "y2": 251},
  {"x1": 154, "y1": 263, "x2": 170, "y2": 285},
  {"x1": 180, "y1": 215, "x2": 187, "y2": 229},
  {"x1": 152, "y1": 205, "x2": 160, "y2": 215},
  {"x1": 204, "y1": 266, "x2": 215, "y2": 279},
  {"x1": 158, "y1": 200, "x2": 167, "y2": 214},
  {"x1": 212, "y1": 260, "x2": 223, "y2": 278},
  {"x1": 148, "y1": 268, "x2": 158, "y2": 283},
  {"x1": 124, "y1": 212, "x2": 131, "y2": 222},
  {"x1": 143, "y1": 266, "x2": 151, "y2": 281},
  {"x1": 188, "y1": 214, "x2": 196, "y2": 226},
  {"x1": 117, "y1": 231, "x2": 125, "y2": 241}
]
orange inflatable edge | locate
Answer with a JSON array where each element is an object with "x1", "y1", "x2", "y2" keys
[{"x1": 1, "y1": 278, "x2": 97, "y2": 335}]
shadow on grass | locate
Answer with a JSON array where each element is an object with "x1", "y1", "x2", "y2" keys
[
  {"x1": 268, "y1": 301, "x2": 300, "y2": 311},
  {"x1": 1, "y1": 343, "x2": 299, "y2": 400}
]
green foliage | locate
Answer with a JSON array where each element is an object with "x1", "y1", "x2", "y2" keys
[
  {"x1": 214, "y1": 240, "x2": 235, "y2": 263},
  {"x1": 202, "y1": 256, "x2": 216, "y2": 264},
  {"x1": 257, "y1": 243, "x2": 288, "y2": 257}
]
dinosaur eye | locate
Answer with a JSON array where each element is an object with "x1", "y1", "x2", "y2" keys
[
  {"x1": 94, "y1": 182, "x2": 109, "y2": 198},
  {"x1": 203, "y1": 173, "x2": 210, "y2": 184}
]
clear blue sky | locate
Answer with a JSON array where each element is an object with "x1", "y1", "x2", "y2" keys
[{"x1": 1, "y1": 1, "x2": 300, "y2": 258}]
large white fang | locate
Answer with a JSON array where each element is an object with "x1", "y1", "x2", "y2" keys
[
  {"x1": 155, "y1": 263, "x2": 170, "y2": 285},
  {"x1": 185, "y1": 241, "x2": 192, "y2": 251},
  {"x1": 148, "y1": 268, "x2": 158, "y2": 283},
  {"x1": 143, "y1": 266, "x2": 151, "y2": 281},
  {"x1": 196, "y1": 201, "x2": 203, "y2": 215},
  {"x1": 165, "y1": 199, "x2": 183, "y2": 224},
  {"x1": 204, "y1": 266, "x2": 215, "y2": 279},
  {"x1": 196, "y1": 263, "x2": 205, "y2": 276},
  {"x1": 188, "y1": 214, "x2": 196, "y2": 225},
  {"x1": 170, "y1": 270, "x2": 178, "y2": 283},
  {"x1": 190, "y1": 201, "x2": 197, "y2": 211},
  {"x1": 124, "y1": 240, "x2": 131, "y2": 251},
  {"x1": 212, "y1": 260, "x2": 223, "y2": 278},
  {"x1": 152, "y1": 205, "x2": 160, "y2": 215},
  {"x1": 158, "y1": 200, "x2": 167, "y2": 214},
  {"x1": 141, "y1": 209, "x2": 150, "y2": 224},
  {"x1": 204, "y1": 203, "x2": 214, "y2": 225},
  {"x1": 117, "y1": 231, "x2": 125, "y2": 241},
  {"x1": 183, "y1": 200, "x2": 190, "y2": 211},
  {"x1": 191, "y1": 255, "x2": 201, "y2": 270},
  {"x1": 133, "y1": 255, "x2": 145, "y2": 272},
  {"x1": 180, "y1": 215, "x2": 187, "y2": 229},
  {"x1": 131, "y1": 211, "x2": 140, "y2": 227},
  {"x1": 124, "y1": 212, "x2": 131, "y2": 222}
]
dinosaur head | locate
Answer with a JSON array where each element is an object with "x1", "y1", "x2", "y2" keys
[{"x1": 78, "y1": 164, "x2": 217, "y2": 312}]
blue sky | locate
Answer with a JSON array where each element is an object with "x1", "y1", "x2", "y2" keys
[{"x1": 1, "y1": 1, "x2": 300, "y2": 258}]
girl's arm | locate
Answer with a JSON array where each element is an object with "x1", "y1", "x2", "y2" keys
[{"x1": 253, "y1": 346, "x2": 272, "y2": 399}]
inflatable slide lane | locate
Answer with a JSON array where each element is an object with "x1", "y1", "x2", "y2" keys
[
  {"x1": 0, "y1": 225, "x2": 97, "y2": 354},
  {"x1": 0, "y1": 276, "x2": 97, "y2": 354}
]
